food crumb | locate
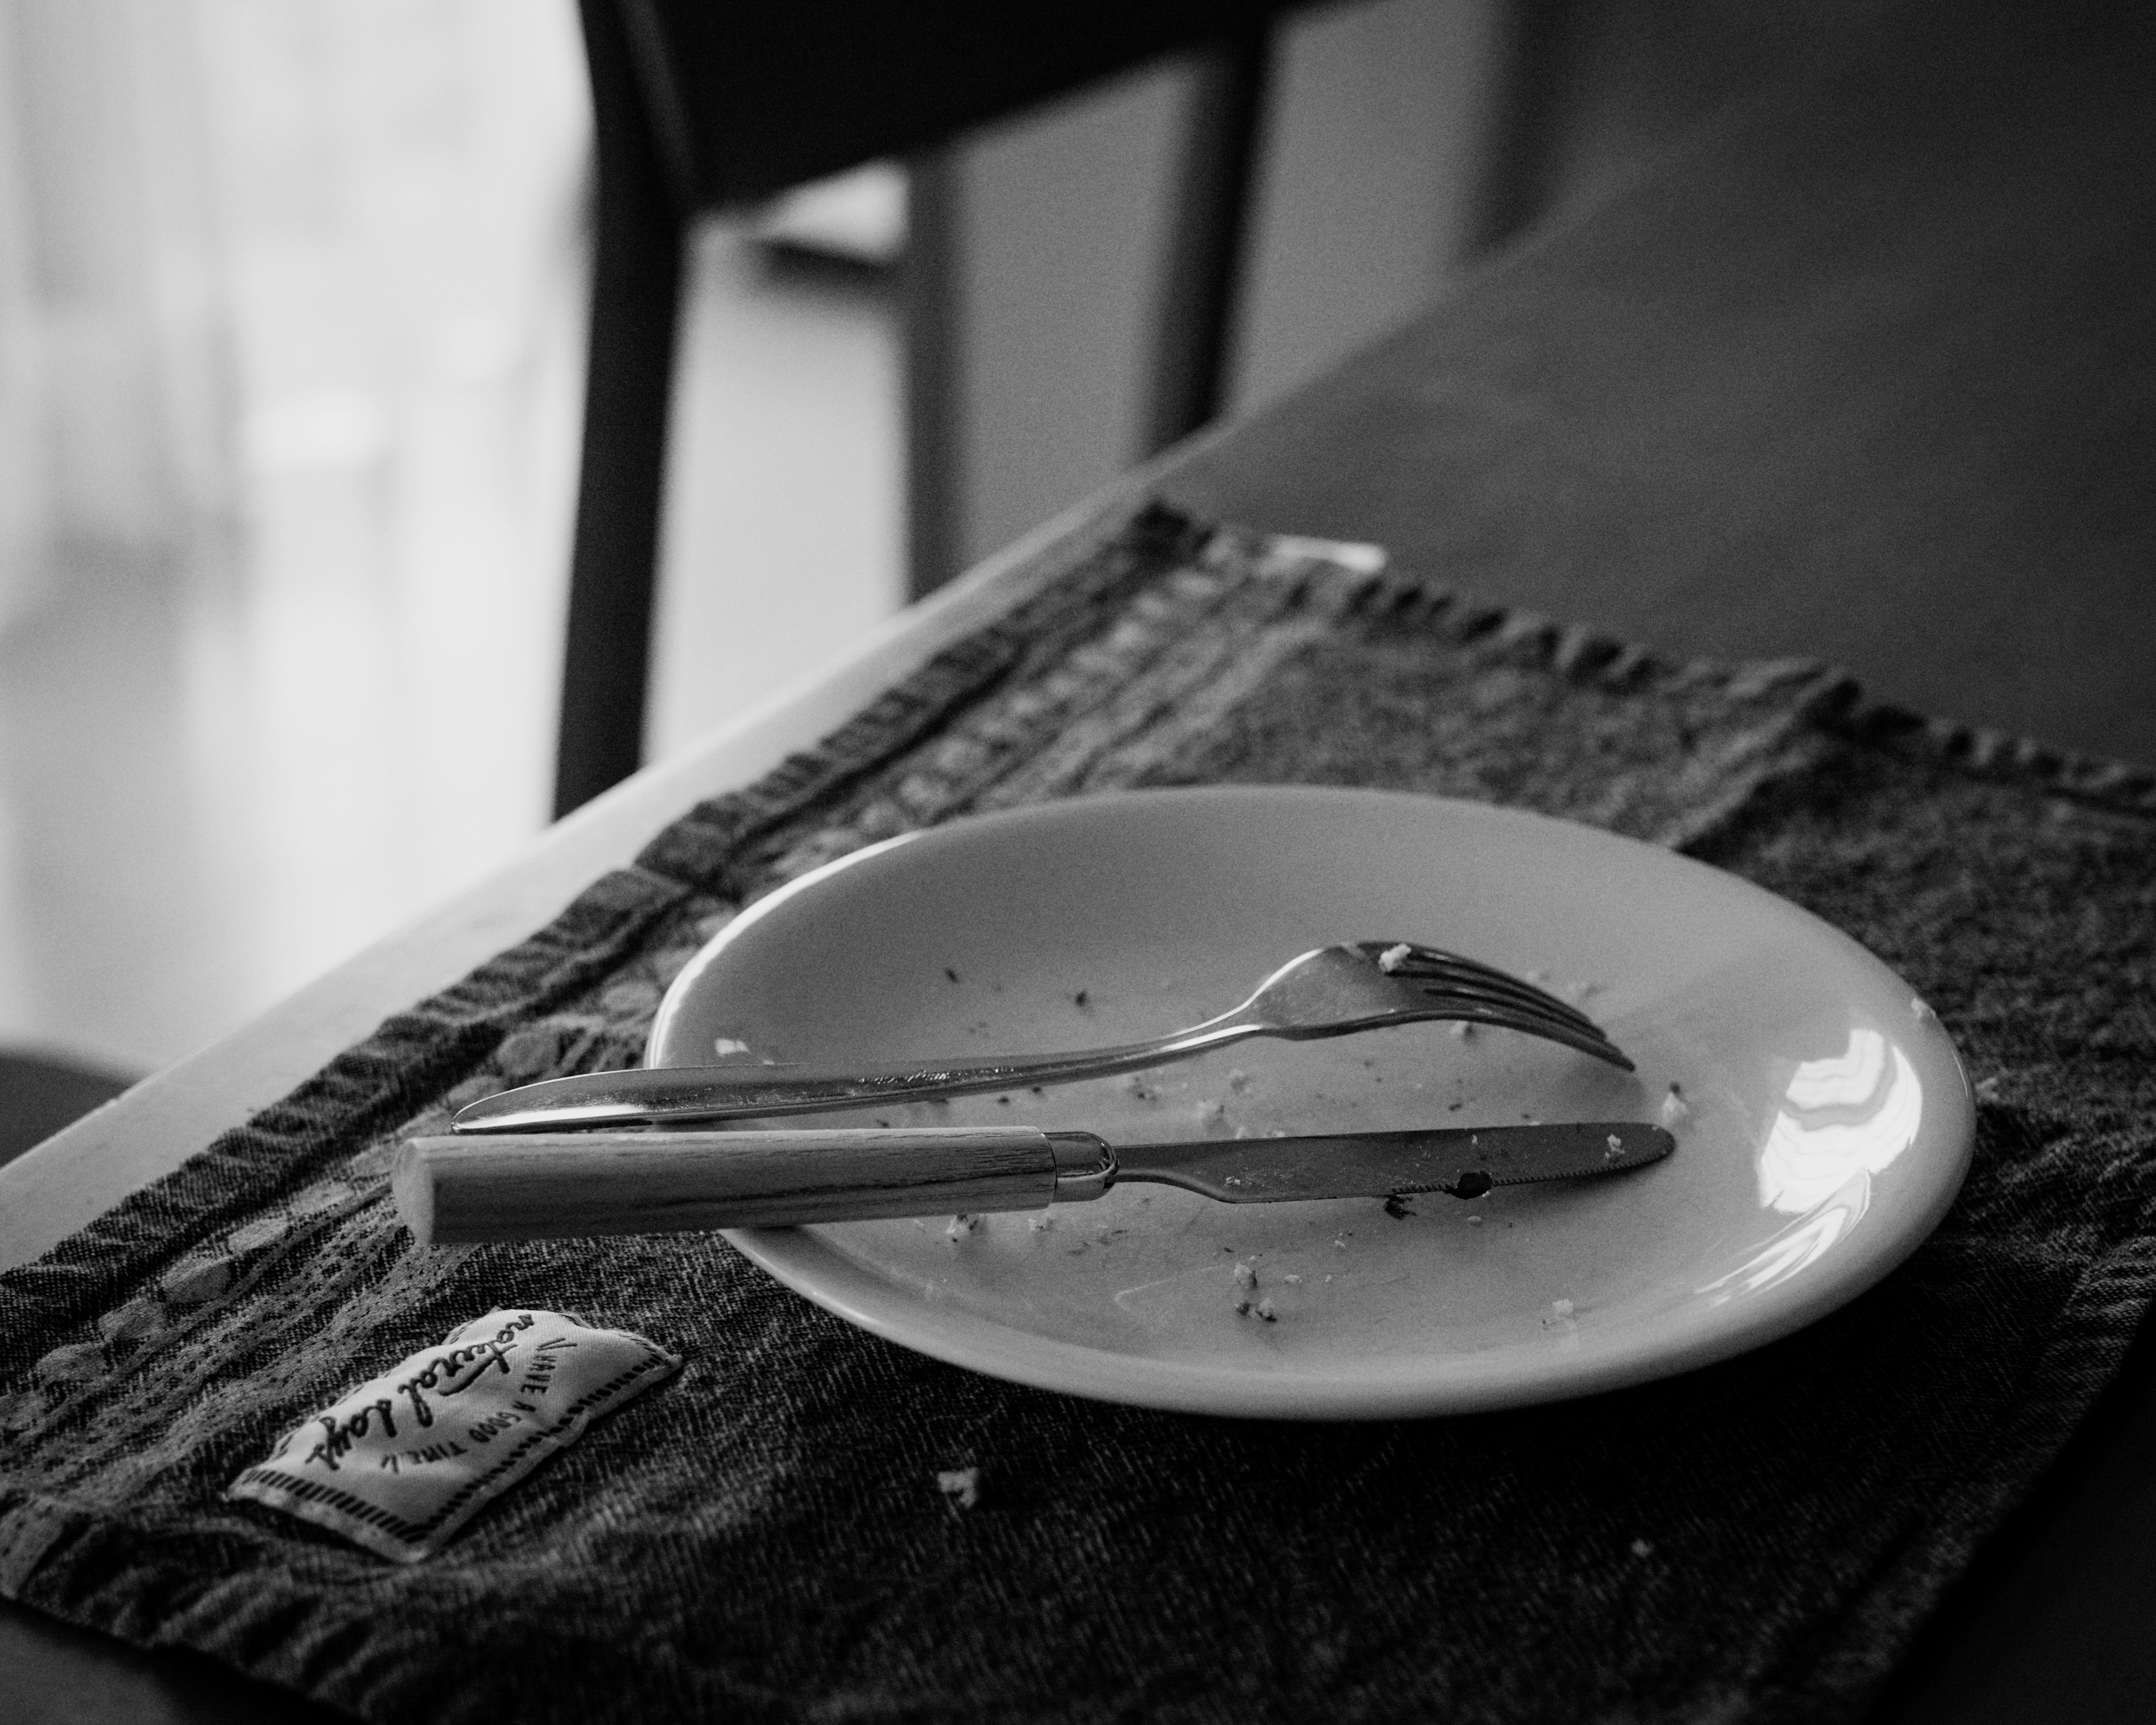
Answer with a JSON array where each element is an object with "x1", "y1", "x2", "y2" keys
[
  {"x1": 1255, "y1": 1298, "x2": 1277, "y2": 1322},
  {"x1": 1233, "y1": 1261, "x2": 1257, "y2": 1290},
  {"x1": 1659, "y1": 1085, "x2": 1691, "y2": 1130},
  {"x1": 944, "y1": 968, "x2": 960, "y2": 983},
  {"x1": 1233, "y1": 1298, "x2": 1253, "y2": 1317},
  {"x1": 1282, "y1": 1274, "x2": 1303, "y2": 1285},
  {"x1": 1383, "y1": 1194, "x2": 1415, "y2": 1220},
  {"x1": 1451, "y1": 1021, "x2": 1476, "y2": 1042},
  {"x1": 1467, "y1": 1216, "x2": 1483, "y2": 1227},
  {"x1": 1196, "y1": 1099, "x2": 1226, "y2": 1125},
  {"x1": 1074, "y1": 989, "x2": 1089, "y2": 1007},
  {"x1": 1377, "y1": 942, "x2": 1414, "y2": 973},
  {"x1": 997, "y1": 1094, "x2": 1012, "y2": 1106},
  {"x1": 1551, "y1": 1298, "x2": 1575, "y2": 1318},
  {"x1": 1121, "y1": 1074, "x2": 1155, "y2": 1100},
  {"x1": 936, "y1": 1467, "x2": 980, "y2": 1511},
  {"x1": 945, "y1": 1214, "x2": 981, "y2": 1240},
  {"x1": 1226, "y1": 1068, "x2": 1251, "y2": 1092},
  {"x1": 1606, "y1": 1133, "x2": 1625, "y2": 1160},
  {"x1": 1027, "y1": 1213, "x2": 1056, "y2": 1233},
  {"x1": 1911, "y1": 996, "x2": 1936, "y2": 1021},
  {"x1": 1630, "y1": 1537, "x2": 1653, "y2": 1558},
  {"x1": 1332, "y1": 1234, "x2": 1349, "y2": 1252},
  {"x1": 1975, "y1": 1075, "x2": 2002, "y2": 1101},
  {"x1": 712, "y1": 1036, "x2": 751, "y2": 1057}
]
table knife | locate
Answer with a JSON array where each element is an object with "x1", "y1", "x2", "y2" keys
[{"x1": 393, "y1": 1120, "x2": 1672, "y2": 1243}]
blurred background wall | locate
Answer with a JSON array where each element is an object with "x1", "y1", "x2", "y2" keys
[{"x1": 0, "y1": 0, "x2": 1784, "y2": 1084}]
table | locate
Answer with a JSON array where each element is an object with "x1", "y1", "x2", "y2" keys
[{"x1": 5, "y1": 0, "x2": 2153, "y2": 1717}]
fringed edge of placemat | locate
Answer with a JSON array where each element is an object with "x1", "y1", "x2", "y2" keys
[
  {"x1": 1312, "y1": 581, "x2": 2156, "y2": 822},
  {"x1": 1837, "y1": 701, "x2": 2156, "y2": 818}
]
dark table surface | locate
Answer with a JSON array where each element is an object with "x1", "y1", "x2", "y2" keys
[
  {"x1": 7, "y1": 0, "x2": 2153, "y2": 1717},
  {"x1": 1176, "y1": 0, "x2": 2156, "y2": 771}
]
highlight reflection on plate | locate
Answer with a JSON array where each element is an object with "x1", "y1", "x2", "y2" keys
[{"x1": 647, "y1": 787, "x2": 1974, "y2": 1419}]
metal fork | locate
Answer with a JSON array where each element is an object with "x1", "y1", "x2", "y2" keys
[{"x1": 452, "y1": 941, "x2": 1630, "y2": 1134}]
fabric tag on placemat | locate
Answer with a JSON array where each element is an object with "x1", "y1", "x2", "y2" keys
[{"x1": 227, "y1": 1309, "x2": 679, "y2": 1563}]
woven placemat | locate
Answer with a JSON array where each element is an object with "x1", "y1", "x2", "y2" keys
[{"x1": 2, "y1": 505, "x2": 2152, "y2": 1724}]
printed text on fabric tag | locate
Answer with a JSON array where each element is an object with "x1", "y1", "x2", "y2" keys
[{"x1": 227, "y1": 1308, "x2": 679, "y2": 1562}]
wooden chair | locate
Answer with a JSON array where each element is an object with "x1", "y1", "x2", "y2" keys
[{"x1": 554, "y1": 0, "x2": 1293, "y2": 815}]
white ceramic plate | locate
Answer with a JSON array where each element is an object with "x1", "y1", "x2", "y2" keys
[{"x1": 647, "y1": 787, "x2": 1974, "y2": 1419}]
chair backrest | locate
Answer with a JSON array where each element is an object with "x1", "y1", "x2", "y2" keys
[{"x1": 615, "y1": 0, "x2": 1291, "y2": 214}]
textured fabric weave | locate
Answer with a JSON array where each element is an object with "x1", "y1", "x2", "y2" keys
[{"x1": 1, "y1": 505, "x2": 2152, "y2": 1724}]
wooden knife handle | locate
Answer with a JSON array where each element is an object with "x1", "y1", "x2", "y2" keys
[{"x1": 393, "y1": 1126, "x2": 1100, "y2": 1243}]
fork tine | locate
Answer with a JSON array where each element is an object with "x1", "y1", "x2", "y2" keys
[
  {"x1": 1347, "y1": 939, "x2": 1630, "y2": 1065},
  {"x1": 1412, "y1": 965, "x2": 1602, "y2": 1032},
  {"x1": 1405, "y1": 957, "x2": 1595, "y2": 1026},
  {"x1": 1447, "y1": 1003, "x2": 1634, "y2": 1070},
  {"x1": 1391, "y1": 942, "x2": 1598, "y2": 1014},
  {"x1": 1418, "y1": 981, "x2": 1606, "y2": 1040},
  {"x1": 1354, "y1": 941, "x2": 1604, "y2": 1033}
]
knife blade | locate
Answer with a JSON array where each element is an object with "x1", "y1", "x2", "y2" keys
[{"x1": 393, "y1": 1121, "x2": 1673, "y2": 1244}]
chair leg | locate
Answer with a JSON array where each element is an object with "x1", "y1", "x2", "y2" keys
[
  {"x1": 1138, "y1": 24, "x2": 1275, "y2": 457},
  {"x1": 902, "y1": 149, "x2": 965, "y2": 601},
  {"x1": 554, "y1": 0, "x2": 686, "y2": 818}
]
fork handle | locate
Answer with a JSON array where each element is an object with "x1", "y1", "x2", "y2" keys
[
  {"x1": 395, "y1": 1128, "x2": 1118, "y2": 1243},
  {"x1": 451, "y1": 1027, "x2": 1254, "y2": 1135}
]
